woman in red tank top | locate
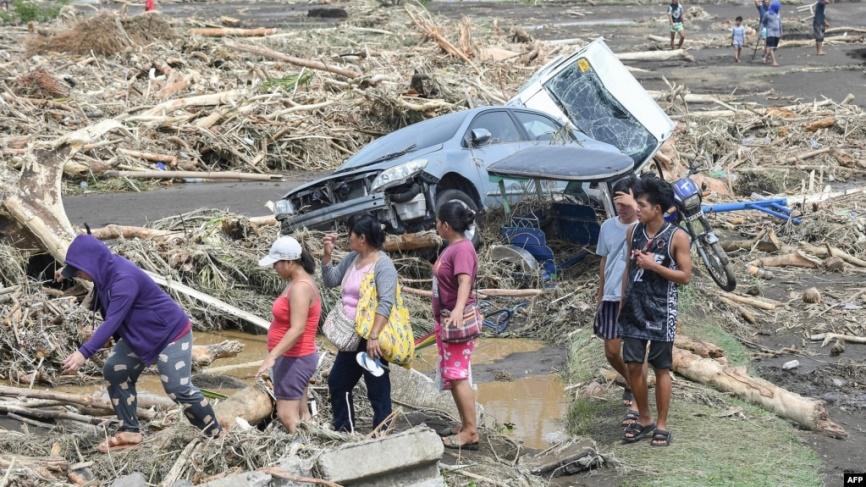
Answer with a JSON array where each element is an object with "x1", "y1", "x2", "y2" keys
[{"x1": 257, "y1": 236, "x2": 321, "y2": 433}]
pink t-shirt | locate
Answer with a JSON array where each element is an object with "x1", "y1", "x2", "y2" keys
[
  {"x1": 341, "y1": 261, "x2": 373, "y2": 320},
  {"x1": 432, "y1": 239, "x2": 478, "y2": 317}
]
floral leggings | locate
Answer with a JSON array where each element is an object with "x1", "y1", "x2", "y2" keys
[{"x1": 434, "y1": 322, "x2": 476, "y2": 391}]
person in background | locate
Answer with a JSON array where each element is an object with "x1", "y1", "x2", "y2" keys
[
  {"x1": 731, "y1": 16, "x2": 747, "y2": 63},
  {"x1": 762, "y1": 0, "x2": 783, "y2": 66},
  {"x1": 322, "y1": 215, "x2": 398, "y2": 432},
  {"x1": 813, "y1": 0, "x2": 830, "y2": 56},
  {"x1": 594, "y1": 176, "x2": 644, "y2": 428},
  {"x1": 59, "y1": 235, "x2": 220, "y2": 452},
  {"x1": 257, "y1": 236, "x2": 321, "y2": 433},
  {"x1": 755, "y1": 0, "x2": 771, "y2": 60},
  {"x1": 619, "y1": 175, "x2": 693, "y2": 447},
  {"x1": 433, "y1": 202, "x2": 480, "y2": 450},
  {"x1": 667, "y1": 0, "x2": 686, "y2": 50}
]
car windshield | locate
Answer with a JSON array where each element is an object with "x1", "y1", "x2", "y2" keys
[
  {"x1": 341, "y1": 111, "x2": 466, "y2": 169},
  {"x1": 544, "y1": 61, "x2": 657, "y2": 166}
]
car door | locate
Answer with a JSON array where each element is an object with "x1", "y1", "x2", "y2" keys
[
  {"x1": 463, "y1": 110, "x2": 526, "y2": 206},
  {"x1": 508, "y1": 38, "x2": 675, "y2": 173}
]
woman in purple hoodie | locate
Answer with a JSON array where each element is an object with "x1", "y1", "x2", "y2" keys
[{"x1": 60, "y1": 235, "x2": 221, "y2": 452}]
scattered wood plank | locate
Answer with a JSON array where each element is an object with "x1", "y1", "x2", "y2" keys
[
  {"x1": 190, "y1": 27, "x2": 277, "y2": 37},
  {"x1": 719, "y1": 292, "x2": 781, "y2": 311},
  {"x1": 799, "y1": 243, "x2": 866, "y2": 268},
  {"x1": 810, "y1": 333, "x2": 866, "y2": 347},
  {"x1": 144, "y1": 271, "x2": 271, "y2": 331},
  {"x1": 617, "y1": 49, "x2": 694, "y2": 62},
  {"x1": 0, "y1": 385, "x2": 160, "y2": 420},
  {"x1": 102, "y1": 170, "x2": 284, "y2": 182},
  {"x1": 229, "y1": 43, "x2": 361, "y2": 79},
  {"x1": 191, "y1": 340, "x2": 244, "y2": 368},
  {"x1": 751, "y1": 251, "x2": 822, "y2": 270}
]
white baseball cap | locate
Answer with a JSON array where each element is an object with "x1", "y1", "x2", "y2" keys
[{"x1": 258, "y1": 236, "x2": 303, "y2": 268}]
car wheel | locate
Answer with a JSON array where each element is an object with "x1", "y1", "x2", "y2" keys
[{"x1": 435, "y1": 189, "x2": 481, "y2": 247}]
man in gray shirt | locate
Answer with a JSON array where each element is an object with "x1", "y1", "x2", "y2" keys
[{"x1": 594, "y1": 176, "x2": 642, "y2": 426}]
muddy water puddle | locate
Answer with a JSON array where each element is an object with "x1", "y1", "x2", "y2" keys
[
  {"x1": 49, "y1": 334, "x2": 567, "y2": 449},
  {"x1": 415, "y1": 338, "x2": 568, "y2": 449}
]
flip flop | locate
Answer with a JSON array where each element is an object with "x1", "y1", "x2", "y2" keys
[
  {"x1": 651, "y1": 429, "x2": 673, "y2": 447},
  {"x1": 442, "y1": 435, "x2": 479, "y2": 451},
  {"x1": 623, "y1": 422, "x2": 656, "y2": 444},
  {"x1": 356, "y1": 352, "x2": 386, "y2": 377},
  {"x1": 436, "y1": 425, "x2": 460, "y2": 437}
]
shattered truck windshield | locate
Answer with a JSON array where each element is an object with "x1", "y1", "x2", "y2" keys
[{"x1": 544, "y1": 61, "x2": 657, "y2": 167}]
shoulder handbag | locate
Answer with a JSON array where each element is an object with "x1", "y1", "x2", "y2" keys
[
  {"x1": 354, "y1": 264, "x2": 415, "y2": 367},
  {"x1": 321, "y1": 259, "x2": 361, "y2": 352},
  {"x1": 438, "y1": 275, "x2": 483, "y2": 344}
]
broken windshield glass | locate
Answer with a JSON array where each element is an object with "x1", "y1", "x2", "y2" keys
[{"x1": 543, "y1": 61, "x2": 657, "y2": 167}]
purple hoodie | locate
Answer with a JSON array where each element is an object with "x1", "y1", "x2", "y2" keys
[{"x1": 66, "y1": 235, "x2": 189, "y2": 364}]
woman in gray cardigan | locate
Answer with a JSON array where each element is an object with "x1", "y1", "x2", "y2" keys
[{"x1": 322, "y1": 214, "x2": 398, "y2": 432}]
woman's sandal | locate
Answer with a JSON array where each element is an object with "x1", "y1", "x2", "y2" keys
[
  {"x1": 651, "y1": 429, "x2": 672, "y2": 447},
  {"x1": 621, "y1": 410, "x2": 640, "y2": 428},
  {"x1": 442, "y1": 435, "x2": 480, "y2": 451},
  {"x1": 622, "y1": 422, "x2": 656, "y2": 444}
]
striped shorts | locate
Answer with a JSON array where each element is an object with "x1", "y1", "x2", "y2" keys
[{"x1": 593, "y1": 300, "x2": 622, "y2": 340}]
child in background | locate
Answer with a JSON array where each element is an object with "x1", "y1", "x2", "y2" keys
[
  {"x1": 667, "y1": 0, "x2": 686, "y2": 50},
  {"x1": 731, "y1": 16, "x2": 746, "y2": 63}
]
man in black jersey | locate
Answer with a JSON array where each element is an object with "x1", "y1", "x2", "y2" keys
[{"x1": 619, "y1": 175, "x2": 692, "y2": 447}]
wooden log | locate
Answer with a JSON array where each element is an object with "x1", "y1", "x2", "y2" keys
[
  {"x1": 805, "y1": 116, "x2": 836, "y2": 132},
  {"x1": 810, "y1": 333, "x2": 866, "y2": 347},
  {"x1": 672, "y1": 348, "x2": 846, "y2": 438},
  {"x1": 722, "y1": 229, "x2": 781, "y2": 253},
  {"x1": 89, "y1": 224, "x2": 176, "y2": 241},
  {"x1": 799, "y1": 242, "x2": 866, "y2": 268},
  {"x1": 144, "y1": 271, "x2": 270, "y2": 331},
  {"x1": 117, "y1": 148, "x2": 179, "y2": 166},
  {"x1": 752, "y1": 251, "x2": 822, "y2": 269},
  {"x1": 0, "y1": 454, "x2": 68, "y2": 480},
  {"x1": 229, "y1": 43, "x2": 361, "y2": 79},
  {"x1": 190, "y1": 27, "x2": 277, "y2": 37},
  {"x1": 214, "y1": 385, "x2": 273, "y2": 430},
  {"x1": 102, "y1": 170, "x2": 284, "y2": 182},
  {"x1": 674, "y1": 335, "x2": 727, "y2": 363},
  {"x1": 747, "y1": 264, "x2": 775, "y2": 280},
  {"x1": 191, "y1": 340, "x2": 244, "y2": 368},
  {"x1": 718, "y1": 295, "x2": 757, "y2": 324},
  {"x1": 403, "y1": 286, "x2": 546, "y2": 299},
  {"x1": 0, "y1": 386, "x2": 161, "y2": 420},
  {"x1": 383, "y1": 231, "x2": 441, "y2": 252},
  {"x1": 719, "y1": 292, "x2": 781, "y2": 311},
  {"x1": 616, "y1": 49, "x2": 694, "y2": 62},
  {"x1": 0, "y1": 403, "x2": 110, "y2": 425}
]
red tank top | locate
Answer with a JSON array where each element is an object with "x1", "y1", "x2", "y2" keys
[{"x1": 267, "y1": 283, "x2": 321, "y2": 357}]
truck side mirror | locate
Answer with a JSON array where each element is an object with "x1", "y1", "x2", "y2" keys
[{"x1": 470, "y1": 128, "x2": 492, "y2": 147}]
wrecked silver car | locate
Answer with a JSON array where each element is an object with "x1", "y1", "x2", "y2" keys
[{"x1": 275, "y1": 39, "x2": 674, "y2": 239}]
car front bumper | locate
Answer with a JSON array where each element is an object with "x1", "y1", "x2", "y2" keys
[{"x1": 278, "y1": 193, "x2": 388, "y2": 232}]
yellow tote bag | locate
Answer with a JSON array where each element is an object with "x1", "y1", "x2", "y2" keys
[{"x1": 354, "y1": 271, "x2": 415, "y2": 367}]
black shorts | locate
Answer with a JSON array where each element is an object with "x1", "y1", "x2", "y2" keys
[
  {"x1": 623, "y1": 337, "x2": 674, "y2": 370},
  {"x1": 766, "y1": 36, "x2": 780, "y2": 48},
  {"x1": 813, "y1": 23, "x2": 825, "y2": 42},
  {"x1": 593, "y1": 301, "x2": 621, "y2": 340}
]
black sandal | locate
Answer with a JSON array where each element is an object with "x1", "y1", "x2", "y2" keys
[
  {"x1": 622, "y1": 387, "x2": 634, "y2": 407},
  {"x1": 651, "y1": 429, "x2": 672, "y2": 447},
  {"x1": 621, "y1": 410, "x2": 640, "y2": 428},
  {"x1": 623, "y1": 422, "x2": 656, "y2": 443}
]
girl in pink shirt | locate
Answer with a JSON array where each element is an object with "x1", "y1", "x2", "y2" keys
[{"x1": 433, "y1": 201, "x2": 480, "y2": 450}]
